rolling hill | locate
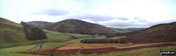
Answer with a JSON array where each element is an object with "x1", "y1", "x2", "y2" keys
[
  {"x1": 45, "y1": 19, "x2": 116, "y2": 35},
  {"x1": 0, "y1": 17, "x2": 29, "y2": 48},
  {"x1": 0, "y1": 17, "x2": 97, "y2": 48},
  {"x1": 127, "y1": 22, "x2": 176, "y2": 43}
]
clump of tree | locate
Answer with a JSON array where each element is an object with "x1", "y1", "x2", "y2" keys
[
  {"x1": 21, "y1": 21, "x2": 47, "y2": 40},
  {"x1": 80, "y1": 39, "x2": 128, "y2": 43},
  {"x1": 21, "y1": 21, "x2": 47, "y2": 51}
]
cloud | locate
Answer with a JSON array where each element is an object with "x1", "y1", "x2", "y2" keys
[
  {"x1": 115, "y1": 17, "x2": 128, "y2": 21},
  {"x1": 103, "y1": 17, "x2": 153, "y2": 28},
  {"x1": 106, "y1": 22, "x2": 138, "y2": 27},
  {"x1": 134, "y1": 17, "x2": 147, "y2": 22},
  {"x1": 105, "y1": 22, "x2": 148, "y2": 28},
  {"x1": 71, "y1": 14, "x2": 156, "y2": 28},
  {"x1": 34, "y1": 9, "x2": 70, "y2": 16},
  {"x1": 72, "y1": 14, "x2": 130, "y2": 21},
  {"x1": 72, "y1": 14, "x2": 114, "y2": 21}
]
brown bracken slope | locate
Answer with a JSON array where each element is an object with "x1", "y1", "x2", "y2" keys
[
  {"x1": 45, "y1": 19, "x2": 116, "y2": 35},
  {"x1": 127, "y1": 22, "x2": 176, "y2": 43}
]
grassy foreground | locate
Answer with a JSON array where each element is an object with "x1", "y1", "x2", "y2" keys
[
  {"x1": 0, "y1": 41, "x2": 176, "y2": 56},
  {"x1": 0, "y1": 39, "x2": 81, "y2": 56}
]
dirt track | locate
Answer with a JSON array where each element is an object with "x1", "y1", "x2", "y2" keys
[{"x1": 22, "y1": 42, "x2": 176, "y2": 55}]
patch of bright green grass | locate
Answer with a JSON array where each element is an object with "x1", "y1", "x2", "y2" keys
[
  {"x1": 44, "y1": 30, "x2": 97, "y2": 42},
  {"x1": 44, "y1": 30, "x2": 71, "y2": 42}
]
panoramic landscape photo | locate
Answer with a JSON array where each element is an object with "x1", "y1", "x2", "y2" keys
[{"x1": 0, "y1": 0, "x2": 176, "y2": 56}]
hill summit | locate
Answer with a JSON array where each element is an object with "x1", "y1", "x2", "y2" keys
[{"x1": 45, "y1": 19, "x2": 116, "y2": 35}]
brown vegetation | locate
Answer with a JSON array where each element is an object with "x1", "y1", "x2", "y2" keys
[{"x1": 127, "y1": 22, "x2": 176, "y2": 43}]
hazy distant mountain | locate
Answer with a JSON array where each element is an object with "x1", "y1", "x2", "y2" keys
[
  {"x1": 116, "y1": 28, "x2": 145, "y2": 33},
  {"x1": 27, "y1": 21, "x2": 52, "y2": 29},
  {"x1": 127, "y1": 22, "x2": 176, "y2": 43},
  {"x1": 45, "y1": 19, "x2": 116, "y2": 35}
]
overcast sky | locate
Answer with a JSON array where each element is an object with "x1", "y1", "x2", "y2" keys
[{"x1": 0, "y1": 0, "x2": 176, "y2": 28}]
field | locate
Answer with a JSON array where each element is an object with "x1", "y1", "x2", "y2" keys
[
  {"x1": 0, "y1": 30, "x2": 106, "y2": 56},
  {"x1": 71, "y1": 46, "x2": 176, "y2": 56},
  {"x1": 1, "y1": 37, "x2": 176, "y2": 56},
  {"x1": 0, "y1": 30, "x2": 176, "y2": 56},
  {"x1": 23, "y1": 42, "x2": 176, "y2": 55}
]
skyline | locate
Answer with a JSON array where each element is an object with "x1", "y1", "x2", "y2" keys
[{"x1": 0, "y1": 0, "x2": 176, "y2": 28}]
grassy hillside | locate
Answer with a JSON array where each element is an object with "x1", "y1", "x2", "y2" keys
[
  {"x1": 0, "y1": 30, "x2": 106, "y2": 56},
  {"x1": 0, "y1": 17, "x2": 30, "y2": 48},
  {"x1": 127, "y1": 22, "x2": 176, "y2": 43},
  {"x1": 0, "y1": 17, "x2": 22, "y2": 27}
]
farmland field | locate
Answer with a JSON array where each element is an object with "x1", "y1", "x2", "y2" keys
[
  {"x1": 0, "y1": 30, "x2": 106, "y2": 56},
  {"x1": 0, "y1": 30, "x2": 175, "y2": 56},
  {"x1": 0, "y1": 35, "x2": 176, "y2": 56},
  {"x1": 25, "y1": 42, "x2": 176, "y2": 55}
]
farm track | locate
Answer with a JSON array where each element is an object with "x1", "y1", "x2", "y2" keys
[{"x1": 21, "y1": 42, "x2": 176, "y2": 55}]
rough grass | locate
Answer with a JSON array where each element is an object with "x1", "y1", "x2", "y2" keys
[{"x1": 0, "y1": 28, "x2": 30, "y2": 48}]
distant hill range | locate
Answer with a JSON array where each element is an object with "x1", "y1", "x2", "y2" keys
[
  {"x1": 114, "y1": 28, "x2": 145, "y2": 33},
  {"x1": 27, "y1": 21, "x2": 52, "y2": 29},
  {"x1": 117, "y1": 28, "x2": 145, "y2": 32},
  {"x1": 27, "y1": 19, "x2": 146, "y2": 36},
  {"x1": 43, "y1": 19, "x2": 116, "y2": 35},
  {"x1": 127, "y1": 22, "x2": 176, "y2": 43}
]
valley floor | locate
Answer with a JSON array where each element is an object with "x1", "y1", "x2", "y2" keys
[{"x1": 1, "y1": 41, "x2": 176, "y2": 56}]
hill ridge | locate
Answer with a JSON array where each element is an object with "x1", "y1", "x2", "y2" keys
[{"x1": 45, "y1": 19, "x2": 116, "y2": 35}]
